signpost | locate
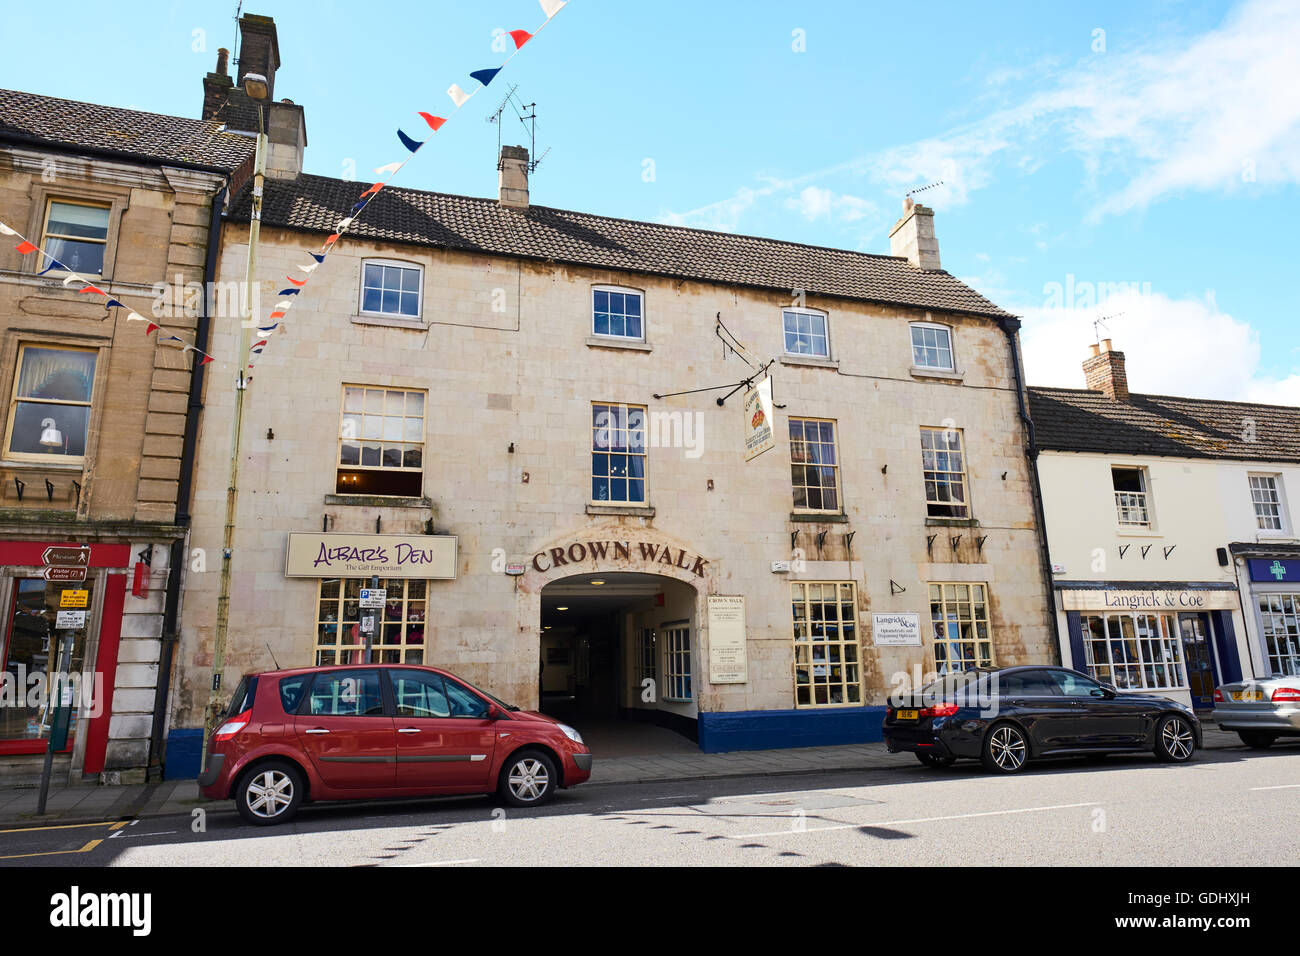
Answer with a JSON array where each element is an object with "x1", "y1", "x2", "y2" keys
[
  {"x1": 43, "y1": 546, "x2": 90, "y2": 567},
  {"x1": 43, "y1": 566, "x2": 87, "y2": 583},
  {"x1": 59, "y1": 590, "x2": 89, "y2": 609},
  {"x1": 358, "y1": 588, "x2": 387, "y2": 609}
]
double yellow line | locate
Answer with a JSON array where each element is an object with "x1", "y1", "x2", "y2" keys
[{"x1": 0, "y1": 819, "x2": 129, "y2": 860}]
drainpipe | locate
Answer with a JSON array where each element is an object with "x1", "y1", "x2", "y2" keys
[
  {"x1": 998, "y1": 316, "x2": 1062, "y2": 657},
  {"x1": 146, "y1": 184, "x2": 228, "y2": 781}
]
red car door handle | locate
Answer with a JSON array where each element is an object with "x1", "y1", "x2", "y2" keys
[
  {"x1": 304, "y1": 728, "x2": 330, "y2": 734},
  {"x1": 397, "y1": 728, "x2": 421, "y2": 734}
]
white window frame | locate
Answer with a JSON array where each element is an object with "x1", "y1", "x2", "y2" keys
[
  {"x1": 662, "y1": 624, "x2": 691, "y2": 702},
  {"x1": 1111, "y1": 465, "x2": 1153, "y2": 530},
  {"x1": 1080, "y1": 611, "x2": 1187, "y2": 691},
  {"x1": 591, "y1": 285, "x2": 646, "y2": 342},
  {"x1": 910, "y1": 322, "x2": 955, "y2": 372},
  {"x1": 1255, "y1": 592, "x2": 1300, "y2": 677},
  {"x1": 782, "y1": 307, "x2": 831, "y2": 359},
  {"x1": 1248, "y1": 473, "x2": 1289, "y2": 534},
  {"x1": 358, "y1": 258, "x2": 424, "y2": 320}
]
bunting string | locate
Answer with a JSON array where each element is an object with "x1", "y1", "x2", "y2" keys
[
  {"x1": 244, "y1": 0, "x2": 567, "y2": 378},
  {"x1": 0, "y1": 220, "x2": 217, "y2": 366}
]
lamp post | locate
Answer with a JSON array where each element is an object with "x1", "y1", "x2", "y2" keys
[{"x1": 203, "y1": 73, "x2": 269, "y2": 754}]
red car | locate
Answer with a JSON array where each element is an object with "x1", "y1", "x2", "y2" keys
[{"x1": 198, "y1": 663, "x2": 592, "y2": 825}]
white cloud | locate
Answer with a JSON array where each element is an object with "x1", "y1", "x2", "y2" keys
[
  {"x1": 1019, "y1": 287, "x2": 1300, "y2": 405},
  {"x1": 662, "y1": 0, "x2": 1300, "y2": 228},
  {"x1": 783, "y1": 186, "x2": 879, "y2": 225}
]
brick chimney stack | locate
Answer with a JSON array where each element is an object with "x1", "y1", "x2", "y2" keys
[
  {"x1": 888, "y1": 197, "x2": 942, "y2": 271},
  {"x1": 201, "y1": 48, "x2": 233, "y2": 121},
  {"x1": 1083, "y1": 338, "x2": 1130, "y2": 401},
  {"x1": 235, "y1": 14, "x2": 281, "y2": 101},
  {"x1": 498, "y1": 145, "x2": 530, "y2": 210}
]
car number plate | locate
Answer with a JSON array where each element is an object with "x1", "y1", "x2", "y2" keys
[
  {"x1": 896, "y1": 709, "x2": 919, "y2": 721},
  {"x1": 1230, "y1": 691, "x2": 1264, "y2": 701}
]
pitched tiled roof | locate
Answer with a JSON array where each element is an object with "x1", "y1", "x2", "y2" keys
[
  {"x1": 229, "y1": 173, "x2": 1014, "y2": 318},
  {"x1": 0, "y1": 89, "x2": 256, "y2": 172},
  {"x1": 1027, "y1": 386, "x2": 1300, "y2": 463}
]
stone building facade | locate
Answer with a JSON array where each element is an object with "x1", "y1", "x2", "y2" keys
[
  {"x1": 0, "y1": 88, "x2": 253, "y2": 782},
  {"x1": 169, "y1": 133, "x2": 1057, "y2": 756}
]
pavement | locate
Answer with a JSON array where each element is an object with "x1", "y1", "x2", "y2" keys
[{"x1": 0, "y1": 725, "x2": 1246, "y2": 828}]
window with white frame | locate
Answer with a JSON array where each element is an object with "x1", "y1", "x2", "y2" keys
[
  {"x1": 1249, "y1": 475, "x2": 1286, "y2": 532},
  {"x1": 591, "y1": 403, "x2": 646, "y2": 503},
  {"x1": 789, "y1": 417, "x2": 841, "y2": 512},
  {"x1": 592, "y1": 287, "x2": 644, "y2": 340},
  {"x1": 337, "y1": 385, "x2": 425, "y2": 496},
  {"x1": 4, "y1": 345, "x2": 97, "y2": 461},
  {"x1": 910, "y1": 323, "x2": 954, "y2": 371},
  {"x1": 1080, "y1": 612, "x2": 1186, "y2": 690},
  {"x1": 42, "y1": 200, "x2": 110, "y2": 275},
  {"x1": 1257, "y1": 594, "x2": 1300, "y2": 676},
  {"x1": 314, "y1": 578, "x2": 427, "y2": 666},
  {"x1": 929, "y1": 583, "x2": 994, "y2": 673},
  {"x1": 360, "y1": 260, "x2": 422, "y2": 318},
  {"x1": 791, "y1": 581, "x2": 862, "y2": 707},
  {"x1": 1112, "y1": 466, "x2": 1151, "y2": 528},
  {"x1": 782, "y1": 308, "x2": 829, "y2": 358},
  {"x1": 663, "y1": 626, "x2": 691, "y2": 701},
  {"x1": 920, "y1": 426, "x2": 969, "y2": 518}
]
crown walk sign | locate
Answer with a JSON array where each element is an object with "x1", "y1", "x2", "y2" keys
[{"x1": 743, "y1": 378, "x2": 775, "y2": 462}]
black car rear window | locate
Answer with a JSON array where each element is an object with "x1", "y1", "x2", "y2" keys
[
  {"x1": 278, "y1": 675, "x2": 311, "y2": 714},
  {"x1": 226, "y1": 676, "x2": 258, "y2": 716}
]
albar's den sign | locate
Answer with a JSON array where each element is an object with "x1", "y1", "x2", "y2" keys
[{"x1": 285, "y1": 533, "x2": 457, "y2": 579}]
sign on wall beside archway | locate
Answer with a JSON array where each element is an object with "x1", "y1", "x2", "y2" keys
[{"x1": 707, "y1": 595, "x2": 747, "y2": 683}]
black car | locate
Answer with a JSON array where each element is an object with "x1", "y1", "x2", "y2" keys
[{"x1": 883, "y1": 665, "x2": 1200, "y2": 773}]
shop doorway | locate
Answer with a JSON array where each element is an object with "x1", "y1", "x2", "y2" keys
[
  {"x1": 1179, "y1": 612, "x2": 1218, "y2": 711},
  {"x1": 539, "y1": 572, "x2": 698, "y2": 756}
]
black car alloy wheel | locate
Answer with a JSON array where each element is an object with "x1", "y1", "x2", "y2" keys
[
  {"x1": 1155, "y1": 715, "x2": 1196, "y2": 762},
  {"x1": 982, "y1": 723, "x2": 1029, "y2": 773}
]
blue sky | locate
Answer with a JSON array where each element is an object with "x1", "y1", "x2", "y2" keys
[{"x1": 5, "y1": 0, "x2": 1298, "y2": 401}]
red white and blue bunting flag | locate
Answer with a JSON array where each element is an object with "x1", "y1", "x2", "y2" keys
[
  {"x1": 246, "y1": 0, "x2": 567, "y2": 376},
  {"x1": 0, "y1": 218, "x2": 217, "y2": 366}
]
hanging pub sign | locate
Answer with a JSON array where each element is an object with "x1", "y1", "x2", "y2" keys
[
  {"x1": 285, "y1": 533, "x2": 457, "y2": 579},
  {"x1": 743, "y1": 377, "x2": 775, "y2": 462}
]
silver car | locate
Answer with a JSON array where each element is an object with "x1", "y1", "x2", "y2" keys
[{"x1": 1212, "y1": 675, "x2": 1300, "y2": 748}]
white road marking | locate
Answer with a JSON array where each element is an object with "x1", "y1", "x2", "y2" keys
[
  {"x1": 730, "y1": 801, "x2": 1102, "y2": 840},
  {"x1": 1249, "y1": 783, "x2": 1300, "y2": 791},
  {"x1": 394, "y1": 858, "x2": 480, "y2": 867}
]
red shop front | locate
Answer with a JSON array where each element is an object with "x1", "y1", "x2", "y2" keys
[{"x1": 0, "y1": 540, "x2": 129, "y2": 776}]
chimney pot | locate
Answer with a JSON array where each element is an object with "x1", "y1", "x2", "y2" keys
[
  {"x1": 1082, "y1": 339, "x2": 1129, "y2": 401},
  {"x1": 498, "y1": 145, "x2": 530, "y2": 210},
  {"x1": 216, "y1": 48, "x2": 229, "y2": 76},
  {"x1": 1088, "y1": 343, "x2": 1100, "y2": 357}
]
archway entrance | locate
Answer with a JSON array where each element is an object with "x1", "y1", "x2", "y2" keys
[{"x1": 539, "y1": 572, "x2": 699, "y2": 756}]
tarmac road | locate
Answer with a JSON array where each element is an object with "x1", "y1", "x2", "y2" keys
[{"x1": 2, "y1": 740, "x2": 1297, "y2": 867}]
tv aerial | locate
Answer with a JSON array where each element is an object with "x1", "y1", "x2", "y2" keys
[{"x1": 487, "y1": 85, "x2": 551, "y2": 173}]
